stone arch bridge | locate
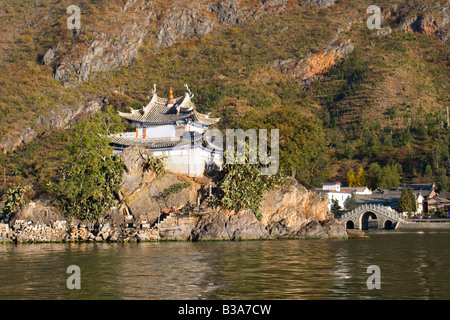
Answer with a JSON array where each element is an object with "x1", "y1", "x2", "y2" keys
[{"x1": 338, "y1": 204, "x2": 404, "y2": 230}]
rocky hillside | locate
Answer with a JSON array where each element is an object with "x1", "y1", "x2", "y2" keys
[{"x1": 0, "y1": 0, "x2": 448, "y2": 194}]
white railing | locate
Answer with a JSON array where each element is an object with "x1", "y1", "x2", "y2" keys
[{"x1": 339, "y1": 204, "x2": 402, "y2": 221}]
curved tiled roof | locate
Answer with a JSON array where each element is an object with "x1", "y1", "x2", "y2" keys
[
  {"x1": 110, "y1": 132, "x2": 204, "y2": 149},
  {"x1": 119, "y1": 91, "x2": 220, "y2": 126}
]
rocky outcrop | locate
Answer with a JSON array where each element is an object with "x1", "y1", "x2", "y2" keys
[
  {"x1": 0, "y1": 127, "x2": 35, "y2": 154},
  {"x1": 294, "y1": 218, "x2": 348, "y2": 239},
  {"x1": 260, "y1": 178, "x2": 330, "y2": 229},
  {"x1": 190, "y1": 210, "x2": 270, "y2": 240},
  {"x1": 299, "y1": 0, "x2": 337, "y2": 9},
  {"x1": 49, "y1": 21, "x2": 150, "y2": 85},
  {"x1": 390, "y1": 2, "x2": 449, "y2": 43},
  {"x1": 260, "y1": 178, "x2": 349, "y2": 239},
  {"x1": 10, "y1": 194, "x2": 64, "y2": 226},
  {"x1": 116, "y1": 146, "x2": 201, "y2": 226},
  {"x1": 270, "y1": 40, "x2": 354, "y2": 86},
  {"x1": 36, "y1": 99, "x2": 103, "y2": 130},
  {"x1": 1, "y1": 147, "x2": 357, "y2": 243},
  {"x1": 45, "y1": 0, "x2": 340, "y2": 86},
  {"x1": 0, "y1": 98, "x2": 104, "y2": 153}
]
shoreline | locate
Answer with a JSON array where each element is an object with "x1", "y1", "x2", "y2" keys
[
  {"x1": 4, "y1": 227, "x2": 450, "y2": 245},
  {"x1": 397, "y1": 220, "x2": 450, "y2": 229},
  {"x1": 3, "y1": 217, "x2": 450, "y2": 245},
  {"x1": 0, "y1": 236, "x2": 357, "y2": 245}
]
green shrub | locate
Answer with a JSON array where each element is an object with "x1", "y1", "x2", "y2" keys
[
  {"x1": 163, "y1": 182, "x2": 191, "y2": 200},
  {"x1": 1, "y1": 184, "x2": 31, "y2": 222}
]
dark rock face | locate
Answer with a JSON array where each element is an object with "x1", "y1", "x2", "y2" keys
[
  {"x1": 46, "y1": 0, "x2": 340, "y2": 86},
  {"x1": 393, "y1": 2, "x2": 449, "y2": 43},
  {"x1": 190, "y1": 210, "x2": 271, "y2": 240},
  {"x1": 266, "y1": 218, "x2": 349, "y2": 239},
  {"x1": 294, "y1": 218, "x2": 348, "y2": 239}
]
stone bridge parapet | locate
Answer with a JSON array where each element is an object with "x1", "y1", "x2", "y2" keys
[{"x1": 338, "y1": 204, "x2": 403, "y2": 230}]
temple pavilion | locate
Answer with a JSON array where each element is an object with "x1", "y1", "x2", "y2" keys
[{"x1": 110, "y1": 84, "x2": 223, "y2": 177}]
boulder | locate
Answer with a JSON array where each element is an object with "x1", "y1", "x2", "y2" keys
[
  {"x1": 117, "y1": 146, "x2": 200, "y2": 226},
  {"x1": 295, "y1": 218, "x2": 348, "y2": 239},
  {"x1": 10, "y1": 194, "x2": 66, "y2": 227},
  {"x1": 190, "y1": 210, "x2": 270, "y2": 241},
  {"x1": 260, "y1": 178, "x2": 331, "y2": 234},
  {"x1": 373, "y1": 26, "x2": 392, "y2": 37},
  {"x1": 265, "y1": 221, "x2": 291, "y2": 238}
]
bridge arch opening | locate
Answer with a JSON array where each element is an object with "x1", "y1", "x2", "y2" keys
[
  {"x1": 346, "y1": 220, "x2": 354, "y2": 229},
  {"x1": 361, "y1": 211, "x2": 378, "y2": 230},
  {"x1": 384, "y1": 220, "x2": 394, "y2": 229}
]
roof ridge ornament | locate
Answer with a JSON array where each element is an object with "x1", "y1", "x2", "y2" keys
[{"x1": 185, "y1": 83, "x2": 193, "y2": 98}]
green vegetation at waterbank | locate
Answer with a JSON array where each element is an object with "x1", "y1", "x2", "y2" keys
[
  {"x1": 0, "y1": 184, "x2": 31, "y2": 222},
  {"x1": 44, "y1": 106, "x2": 126, "y2": 221},
  {"x1": 0, "y1": 0, "x2": 448, "y2": 218},
  {"x1": 215, "y1": 144, "x2": 285, "y2": 220}
]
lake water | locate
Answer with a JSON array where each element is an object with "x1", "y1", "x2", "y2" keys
[{"x1": 0, "y1": 229, "x2": 449, "y2": 300}]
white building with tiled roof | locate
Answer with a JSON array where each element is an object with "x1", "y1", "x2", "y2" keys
[
  {"x1": 110, "y1": 85, "x2": 223, "y2": 177},
  {"x1": 314, "y1": 182, "x2": 352, "y2": 211},
  {"x1": 315, "y1": 182, "x2": 373, "y2": 211}
]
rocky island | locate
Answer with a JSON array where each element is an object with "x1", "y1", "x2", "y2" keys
[{"x1": 0, "y1": 146, "x2": 361, "y2": 244}]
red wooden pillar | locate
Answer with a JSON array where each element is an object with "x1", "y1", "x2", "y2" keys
[
  {"x1": 143, "y1": 127, "x2": 146, "y2": 139},
  {"x1": 136, "y1": 127, "x2": 139, "y2": 138}
]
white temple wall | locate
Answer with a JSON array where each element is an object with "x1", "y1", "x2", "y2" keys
[
  {"x1": 145, "y1": 125, "x2": 176, "y2": 138},
  {"x1": 150, "y1": 146, "x2": 223, "y2": 177}
]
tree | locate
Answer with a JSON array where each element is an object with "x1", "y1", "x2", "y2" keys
[
  {"x1": 347, "y1": 168, "x2": 357, "y2": 187},
  {"x1": 367, "y1": 162, "x2": 380, "y2": 190},
  {"x1": 435, "y1": 167, "x2": 449, "y2": 192},
  {"x1": 242, "y1": 105, "x2": 330, "y2": 188},
  {"x1": 377, "y1": 164, "x2": 401, "y2": 189},
  {"x1": 331, "y1": 198, "x2": 341, "y2": 215},
  {"x1": 345, "y1": 191, "x2": 358, "y2": 211},
  {"x1": 356, "y1": 167, "x2": 367, "y2": 187},
  {"x1": 219, "y1": 143, "x2": 284, "y2": 220},
  {"x1": 398, "y1": 187, "x2": 416, "y2": 214},
  {"x1": 431, "y1": 138, "x2": 448, "y2": 170},
  {"x1": 424, "y1": 164, "x2": 433, "y2": 181},
  {"x1": 46, "y1": 106, "x2": 126, "y2": 221},
  {"x1": 274, "y1": 109, "x2": 330, "y2": 188}
]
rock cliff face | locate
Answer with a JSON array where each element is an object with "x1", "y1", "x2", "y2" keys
[
  {"x1": 117, "y1": 146, "x2": 201, "y2": 226},
  {"x1": 0, "y1": 98, "x2": 104, "y2": 154},
  {"x1": 10, "y1": 194, "x2": 64, "y2": 226},
  {"x1": 393, "y1": 2, "x2": 449, "y2": 43},
  {"x1": 270, "y1": 40, "x2": 354, "y2": 86},
  {"x1": 45, "y1": 0, "x2": 339, "y2": 86},
  {"x1": 48, "y1": 20, "x2": 151, "y2": 85},
  {"x1": 259, "y1": 177, "x2": 340, "y2": 238}
]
